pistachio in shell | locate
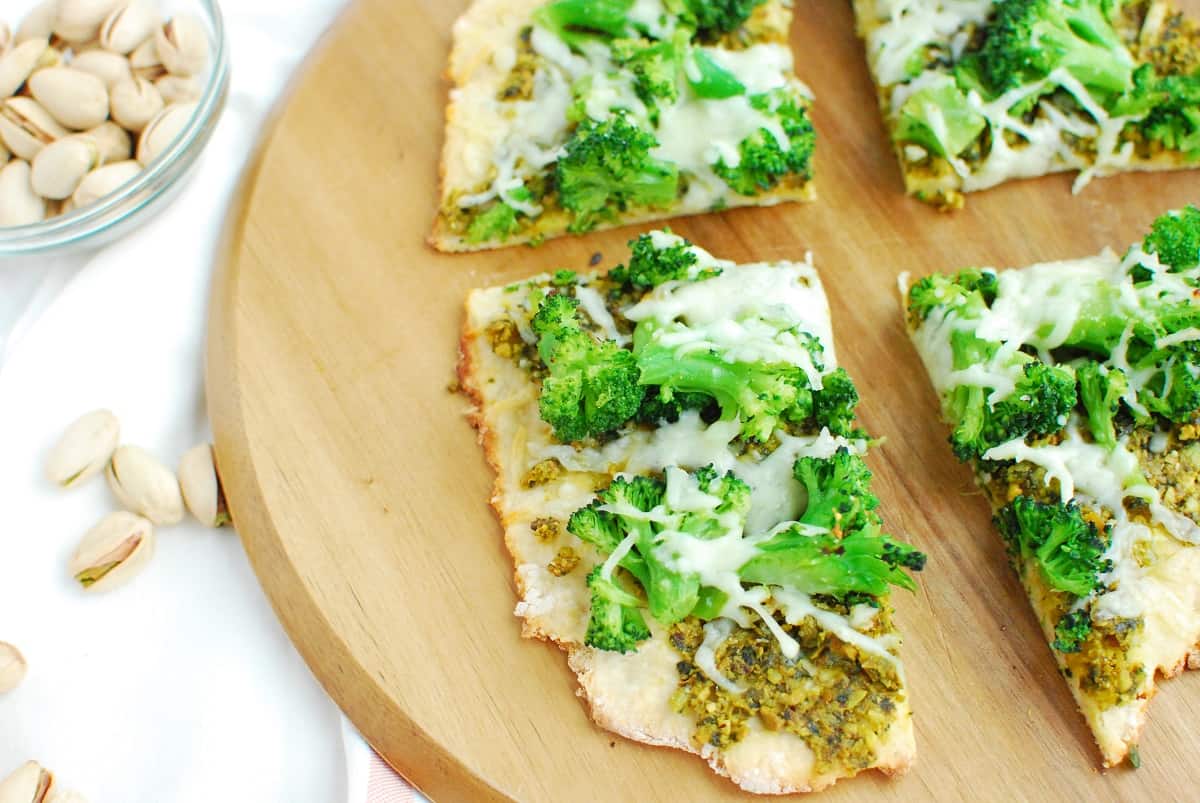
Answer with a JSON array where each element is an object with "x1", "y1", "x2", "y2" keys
[
  {"x1": 71, "y1": 158, "x2": 138, "y2": 207},
  {"x1": 108, "y1": 76, "x2": 162, "y2": 133},
  {"x1": 0, "y1": 761, "x2": 53, "y2": 803},
  {"x1": 178, "y1": 443, "x2": 230, "y2": 528},
  {"x1": 0, "y1": 97, "x2": 68, "y2": 161},
  {"x1": 69, "y1": 511, "x2": 155, "y2": 592},
  {"x1": 53, "y1": 0, "x2": 125, "y2": 44},
  {"x1": 136, "y1": 102, "x2": 194, "y2": 166},
  {"x1": 28, "y1": 67, "x2": 110, "y2": 131},
  {"x1": 106, "y1": 444, "x2": 184, "y2": 525},
  {"x1": 98, "y1": 0, "x2": 155, "y2": 55},
  {"x1": 44, "y1": 408, "x2": 119, "y2": 487},
  {"x1": 31, "y1": 136, "x2": 100, "y2": 200},
  {"x1": 69, "y1": 48, "x2": 132, "y2": 89},
  {"x1": 0, "y1": 642, "x2": 26, "y2": 694},
  {"x1": 0, "y1": 161, "x2": 46, "y2": 227},
  {"x1": 154, "y1": 15, "x2": 207, "y2": 77}
]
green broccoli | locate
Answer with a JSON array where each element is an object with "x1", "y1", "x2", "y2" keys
[
  {"x1": 1113, "y1": 66, "x2": 1200, "y2": 162},
  {"x1": 584, "y1": 566, "x2": 651, "y2": 652},
  {"x1": 465, "y1": 202, "x2": 521, "y2": 245},
  {"x1": 959, "y1": 0, "x2": 1134, "y2": 99},
  {"x1": 607, "y1": 232, "x2": 707, "y2": 289},
  {"x1": 680, "y1": 0, "x2": 767, "y2": 39},
  {"x1": 534, "y1": 0, "x2": 634, "y2": 47},
  {"x1": 1143, "y1": 204, "x2": 1200, "y2": 270},
  {"x1": 687, "y1": 48, "x2": 746, "y2": 99},
  {"x1": 893, "y1": 77, "x2": 987, "y2": 159},
  {"x1": 792, "y1": 449, "x2": 881, "y2": 536},
  {"x1": 1051, "y1": 607, "x2": 1092, "y2": 653},
  {"x1": 532, "y1": 293, "x2": 645, "y2": 442},
  {"x1": 610, "y1": 36, "x2": 680, "y2": 113},
  {"x1": 995, "y1": 496, "x2": 1113, "y2": 598},
  {"x1": 906, "y1": 268, "x2": 998, "y2": 325},
  {"x1": 715, "y1": 91, "x2": 815, "y2": 196},
  {"x1": 556, "y1": 114, "x2": 680, "y2": 233},
  {"x1": 1076, "y1": 360, "x2": 1128, "y2": 449},
  {"x1": 812, "y1": 368, "x2": 862, "y2": 438}
]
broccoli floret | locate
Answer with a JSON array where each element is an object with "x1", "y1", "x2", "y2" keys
[
  {"x1": 813, "y1": 368, "x2": 862, "y2": 438},
  {"x1": 610, "y1": 36, "x2": 680, "y2": 113},
  {"x1": 556, "y1": 114, "x2": 680, "y2": 232},
  {"x1": 714, "y1": 91, "x2": 814, "y2": 196},
  {"x1": 1051, "y1": 607, "x2": 1093, "y2": 653},
  {"x1": 608, "y1": 232, "x2": 707, "y2": 289},
  {"x1": 1114, "y1": 66, "x2": 1200, "y2": 161},
  {"x1": 995, "y1": 496, "x2": 1113, "y2": 598},
  {"x1": 686, "y1": 48, "x2": 746, "y2": 98},
  {"x1": 740, "y1": 523, "x2": 924, "y2": 596},
  {"x1": 634, "y1": 387, "x2": 715, "y2": 425},
  {"x1": 532, "y1": 293, "x2": 645, "y2": 442},
  {"x1": 893, "y1": 76, "x2": 987, "y2": 159},
  {"x1": 960, "y1": 0, "x2": 1134, "y2": 99},
  {"x1": 792, "y1": 449, "x2": 881, "y2": 536},
  {"x1": 534, "y1": 0, "x2": 634, "y2": 47},
  {"x1": 681, "y1": 0, "x2": 767, "y2": 39},
  {"x1": 465, "y1": 202, "x2": 521, "y2": 244},
  {"x1": 1076, "y1": 360, "x2": 1128, "y2": 449},
  {"x1": 584, "y1": 567, "x2": 651, "y2": 653},
  {"x1": 906, "y1": 269, "x2": 998, "y2": 325},
  {"x1": 1144, "y1": 205, "x2": 1200, "y2": 270}
]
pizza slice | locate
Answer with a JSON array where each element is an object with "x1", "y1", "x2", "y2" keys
[
  {"x1": 905, "y1": 206, "x2": 1200, "y2": 766},
  {"x1": 459, "y1": 232, "x2": 926, "y2": 792},
  {"x1": 432, "y1": 0, "x2": 816, "y2": 251},
  {"x1": 853, "y1": 0, "x2": 1200, "y2": 209}
]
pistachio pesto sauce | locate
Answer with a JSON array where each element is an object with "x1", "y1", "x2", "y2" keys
[
  {"x1": 859, "y1": 0, "x2": 1200, "y2": 207},
  {"x1": 908, "y1": 245, "x2": 1200, "y2": 729},
  {"x1": 442, "y1": 0, "x2": 815, "y2": 245},
  {"x1": 481, "y1": 233, "x2": 911, "y2": 770}
]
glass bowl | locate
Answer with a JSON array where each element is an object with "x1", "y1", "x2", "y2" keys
[{"x1": 0, "y1": 0, "x2": 229, "y2": 258}]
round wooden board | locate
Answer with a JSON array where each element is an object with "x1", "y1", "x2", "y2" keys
[{"x1": 207, "y1": 1, "x2": 1200, "y2": 801}]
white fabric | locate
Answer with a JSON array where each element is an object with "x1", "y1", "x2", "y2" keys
[{"x1": 0, "y1": 2, "x2": 394, "y2": 801}]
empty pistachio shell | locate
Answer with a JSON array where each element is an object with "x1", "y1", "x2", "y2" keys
[
  {"x1": 99, "y1": 0, "x2": 155, "y2": 54},
  {"x1": 45, "y1": 409, "x2": 119, "y2": 487},
  {"x1": 15, "y1": 2, "x2": 58, "y2": 45},
  {"x1": 178, "y1": 444, "x2": 229, "y2": 527},
  {"x1": 109, "y1": 76, "x2": 162, "y2": 132},
  {"x1": 0, "y1": 38, "x2": 51, "y2": 98},
  {"x1": 45, "y1": 791, "x2": 86, "y2": 803},
  {"x1": 28, "y1": 67, "x2": 109, "y2": 131},
  {"x1": 0, "y1": 97, "x2": 68, "y2": 161},
  {"x1": 54, "y1": 0, "x2": 125, "y2": 44},
  {"x1": 78, "y1": 121, "x2": 130, "y2": 163},
  {"x1": 70, "y1": 511, "x2": 155, "y2": 592},
  {"x1": 154, "y1": 74, "x2": 200, "y2": 105},
  {"x1": 31, "y1": 136, "x2": 99, "y2": 199},
  {"x1": 69, "y1": 48, "x2": 131, "y2": 88},
  {"x1": 154, "y1": 15, "x2": 206, "y2": 77},
  {"x1": 0, "y1": 161, "x2": 46, "y2": 227},
  {"x1": 128, "y1": 36, "x2": 162, "y2": 80},
  {"x1": 136, "y1": 102, "x2": 194, "y2": 165},
  {"x1": 0, "y1": 642, "x2": 26, "y2": 694},
  {"x1": 106, "y1": 445, "x2": 184, "y2": 525},
  {"x1": 0, "y1": 761, "x2": 53, "y2": 803},
  {"x1": 71, "y1": 158, "x2": 138, "y2": 206}
]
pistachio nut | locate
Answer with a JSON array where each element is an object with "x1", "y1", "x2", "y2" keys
[
  {"x1": 78, "y1": 120, "x2": 130, "y2": 163},
  {"x1": 15, "y1": 2, "x2": 58, "y2": 45},
  {"x1": 154, "y1": 15, "x2": 207, "y2": 77},
  {"x1": 31, "y1": 136, "x2": 100, "y2": 199},
  {"x1": 54, "y1": 0, "x2": 125, "y2": 44},
  {"x1": 45, "y1": 791, "x2": 86, "y2": 803},
  {"x1": 178, "y1": 443, "x2": 230, "y2": 528},
  {"x1": 44, "y1": 408, "x2": 119, "y2": 487},
  {"x1": 0, "y1": 97, "x2": 68, "y2": 161},
  {"x1": 128, "y1": 36, "x2": 163, "y2": 80},
  {"x1": 71, "y1": 158, "x2": 137, "y2": 206},
  {"x1": 70, "y1": 511, "x2": 155, "y2": 592},
  {"x1": 0, "y1": 642, "x2": 27, "y2": 694},
  {"x1": 106, "y1": 444, "x2": 184, "y2": 525},
  {"x1": 0, "y1": 761, "x2": 53, "y2": 803},
  {"x1": 69, "y1": 48, "x2": 131, "y2": 88},
  {"x1": 136, "y1": 102, "x2": 194, "y2": 165},
  {"x1": 99, "y1": 0, "x2": 155, "y2": 55},
  {"x1": 28, "y1": 67, "x2": 109, "y2": 131},
  {"x1": 0, "y1": 38, "x2": 52, "y2": 99},
  {"x1": 0, "y1": 161, "x2": 46, "y2": 227},
  {"x1": 154, "y1": 74, "x2": 200, "y2": 105},
  {"x1": 108, "y1": 76, "x2": 162, "y2": 132}
]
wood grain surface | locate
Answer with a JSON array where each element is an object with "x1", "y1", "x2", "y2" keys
[{"x1": 206, "y1": 1, "x2": 1200, "y2": 800}]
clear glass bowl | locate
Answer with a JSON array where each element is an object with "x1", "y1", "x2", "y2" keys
[{"x1": 0, "y1": 0, "x2": 229, "y2": 258}]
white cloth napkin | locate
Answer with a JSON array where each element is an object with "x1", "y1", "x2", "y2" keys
[{"x1": 0, "y1": 2, "x2": 425, "y2": 801}]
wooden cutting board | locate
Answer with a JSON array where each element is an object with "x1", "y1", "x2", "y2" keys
[{"x1": 206, "y1": 2, "x2": 1200, "y2": 800}]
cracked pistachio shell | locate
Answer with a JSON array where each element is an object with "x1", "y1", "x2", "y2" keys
[
  {"x1": 45, "y1": 409, "x2": 119, "y2": 487},
  {"x1": 106, "y1": 445, "x2": 184, "y2": 525},
  {"x1": 0, "y1": 97, "x2": 68, "y2": 162},
  {"x1": 154, "y1": 15, "x2": 207, "y2": 77},
  {"x1": 99, "y1": 0, "x2": 155, "y2": 54},
  {"x1": 45, "y1": 791, "x2": 86, "y2": 803},
  {"x1": 71, "y1": 158, "x2": 138, "y2": 207},
  {"x1": 0, "y1": 642, "x2": 26, "y2": 694},
  {"x1": 29, "y1": 67, "x2": 109, "y2": 131},
  {"x1": 70, "y1": 511, "x2": 155, "y2": 592},
  {"x1": 0, "y1": 161, "x2": 46, "y2": 227},
  {"x1": 154, "y1": 74, "x2": 201, "y2": 105},
  {"x1": 69, "y1": 48, "x2": 131, "y2": 88},
  {"x1": 15, "y1": 2, "x2": 58, "y2": 45},
  {"x1": 128, "y1": 36, "x2": 163, "y2": 80},
  {"x1": 31, "y1": 136, "x2": 100, "y2": 199},
  {"x1": 0, "y1": 38, "x2": 52, "y2": 99},
  {"x1": 179, "y1": 444, "x2": 229, "y2": 528},
  {"x1": 109, "y1": 76, "x2": 162, "y2": 132},
  {"x1": 78, "y1": 121, "x2": 130, "y2": 163},
  {"x1": 136, "y1": 102, "x2": 194, "y2": 165},
  {"x1": 54, "y1": 0, "x2": 125, "y2": 44},
  {"x1": 0, "y1": 761, "x2": 53, "y2": 803}
]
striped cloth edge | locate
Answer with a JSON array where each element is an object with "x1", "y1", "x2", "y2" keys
[{"x1": 367, "y1": 751, "x2": 426, "y2": 803}]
